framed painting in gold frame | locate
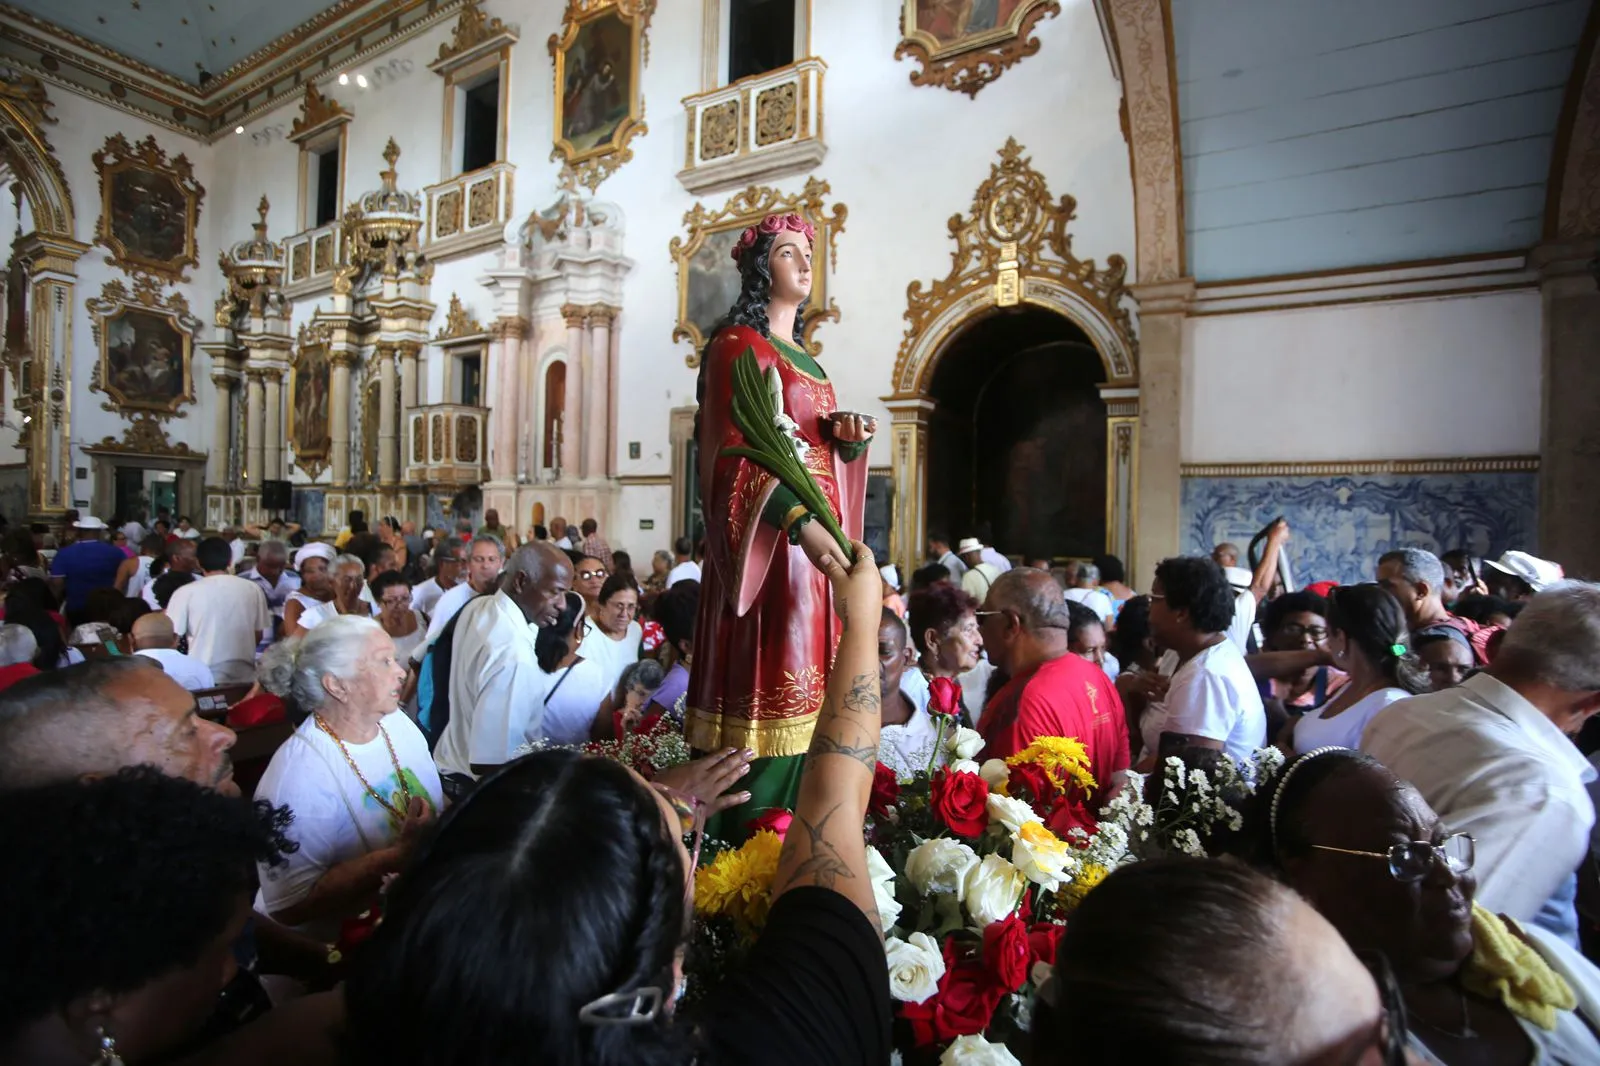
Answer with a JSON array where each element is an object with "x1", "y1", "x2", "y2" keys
[
  {"x1": 670, "y1": 178, "x2": 847, "y2": 368},
  {"x1": 290, "y1": 325, "x2": 334, "y2": 482},
  {"x1": 86, "y1": 277, "x2": 198, "y2": 416},
  {"x1": 896, "y1": 0, "x2": 1059, "y2": 97},
  {"x1": 92, "y1": 134, "x2": 205, "y2": 282},
  {"x1": 548, "y1": 0, "x2": 654, "y2": 192}
]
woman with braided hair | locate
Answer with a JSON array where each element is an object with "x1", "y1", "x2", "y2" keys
[
  {"x1": 1247, "y1": 747, "x2": 1600, "y2": 1065},
  {"x1": 686, "y1": 212, "x2": 875, "y2": 830}
]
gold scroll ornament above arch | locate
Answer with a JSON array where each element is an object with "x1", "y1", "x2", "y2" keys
[
  {"x1": 85, "y1": 274, "x2": 200, "y2": 419},
  {"x1": 670, "y1": 177, "x2": 848, "y2": 369},
  {"x1": 92, "y1": 133, "x2": 205, "y2": 283},
  {"x1": 890, "y1": 138, "x2": 1136, "y2": 398},
  {"x1": 896, "y1": 0, "x2": 1060, "y2": 97},
  {"x1": 549, "y1": 0, "x2": 656, "y2": 193},
  {"x1": 0, "y1": 72, "x2": 75, "y2": 238}
]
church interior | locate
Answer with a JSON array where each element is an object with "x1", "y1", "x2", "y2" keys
[{"x1": 0, "y1": 0, "x2": 1594, "y2": 584}]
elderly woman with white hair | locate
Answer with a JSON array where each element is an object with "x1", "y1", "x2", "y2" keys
[
  {"x1": 284, "y1": 544, "x2": 373, "y2": 637},
  {"x1": 253, "y1": 614, "x2": 440, "y2": 939}
]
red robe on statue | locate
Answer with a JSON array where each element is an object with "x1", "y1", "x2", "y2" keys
[{"x1": 685, "y1": 325, "x2": 868, "y2": 768}]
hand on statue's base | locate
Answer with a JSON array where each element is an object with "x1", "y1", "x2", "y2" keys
[{"x1": 827, "y1": 411, "x2": 877, "y2": 443}]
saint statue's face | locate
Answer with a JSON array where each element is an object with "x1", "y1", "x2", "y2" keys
[{"x1": 767, "y1": 231, "x2": 813, "y2": 305}]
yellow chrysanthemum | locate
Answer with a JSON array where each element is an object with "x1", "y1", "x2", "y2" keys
[
  {"x1": 694, "y1": 830, "x2": 784, "y2": 933},
  {"x1": 1059, "y1": 862, "x2": 1109, "y2": 912},
  {"x1": 1006, "y1": 736, "x2": 1098, "y2": 794}
]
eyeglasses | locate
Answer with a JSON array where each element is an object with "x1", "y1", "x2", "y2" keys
[
  {"x1": 381, "y1": 596, "x2": 411, "y2": 609},
  {"x1": 1278, "y1": 623, "x2": 1330, "y2": 641},
  {"x1": 1310, "y1": 833, "x2": 1474, "y2": 883},
  {"x1": 1358, "y1": 950, "x2": 1410, "y2": 1066},
  {"x1": 578, "y1": 569, "x2": 608, "y2": 581}
]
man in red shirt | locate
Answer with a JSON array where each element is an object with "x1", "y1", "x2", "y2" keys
[{"x1": 975, "y1": 568, "x2": 1128, "y2": 808}]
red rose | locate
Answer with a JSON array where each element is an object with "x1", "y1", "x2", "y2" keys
[
  {"x1": 928, "y1": 676, "x2": 962, "y2": 718},
  {"x1": 1045, "y1": 796, "x2": 1097, "y2": 841},
  {"x1": 982, "y1": 914, "x2": 1030, "y2": 992},
  {"x1": 900, "y1": 948, "x2": 1006, "y2": 1046},
  {"x1": 870, "y1": 762, "x2": 900, "y2": 818},
  {"x1": 1027, "y1": 921, "x2": 1065, "y2": 970},
  {"x1": 746, "y1": 808, "x2": 793, "y2": 841},
  {"x1": 931, "y1": 767, "x2": 990, "y2": 837},
  {"x1": 1006, "y1": 763, "x2": 1056, "y2": 810}
]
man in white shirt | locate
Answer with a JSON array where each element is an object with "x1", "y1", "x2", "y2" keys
[
  {"x1": 667, "y1": 536, "x2": 701, "y2": 587},
  {"x1": 242, "y1": 540, "x2": 301, "y2": 620},
  {"x1": 1220, "y1": 519, "x2": 1288, "y2": 653},
  {"x1": 131, "y1": 612, "x2": 216, "y2": 692},
  {"x1": 928, "y1": 532, "x2": 968, "y2": 584},
  {"x1": 174, "y1": 516, "x2": 202, "y2": 541},
  {"x1": 1364, "y1": 582, "x2": 1600, "y2": 943},
  {"x1": 411, "y1": 540, "x2": 466, "y2": 620},
  {"x1": 436, "y1": 543, "x2": 574, "y2": 784},
  {"x1": 1064, "y1": 561, "x2": 1117, "y2": 624},
  {"x1": 958, "y1": 538, "x2": 1001, "y2": 602},
  {"x1": 412, "y1": 535, "x2": 504, "y2": 667},
  {"x1": 166, "y1": 537, "x2": 272, "y2": 685},
  {"x1": 1143, "y1": 555, "x2": 1265, "y2": 770}
]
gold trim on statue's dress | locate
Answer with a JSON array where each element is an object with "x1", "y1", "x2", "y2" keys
[{"x1": 685, "y1": 707, "x2": 820, "y2": 758}]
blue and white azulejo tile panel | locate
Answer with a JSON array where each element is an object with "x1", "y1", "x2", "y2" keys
[{"x1": 1180, "y1": 470, "x2": 1538, "y2": 587}]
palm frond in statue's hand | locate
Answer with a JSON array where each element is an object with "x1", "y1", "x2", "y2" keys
[{"x1": 721, "y1": 347, "x2": 854, "y2": 562}]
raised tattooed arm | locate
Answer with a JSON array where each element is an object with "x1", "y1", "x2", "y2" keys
[{"x1": 772, "y1": 539, "x2": 884, "y2": 934}]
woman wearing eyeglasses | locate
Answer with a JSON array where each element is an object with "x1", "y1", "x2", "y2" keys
[
  {"x1": 1279, "y1": 585, "x2": 1428, "y2": 755},
  {"x1": 580, "y1": 572, "x2": 644, "y2": 697},
  {"x1": 1256, "y1": 747, "x2": 1600, "y2": 1065},
  {"x1": 1258, "y1": 589, "x2": 1348, "y2": 714}
]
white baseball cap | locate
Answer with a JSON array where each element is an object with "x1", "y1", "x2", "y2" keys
[
  {"x1": 73, "y1": 515, "x2": 107, "y2": 530},
  {"x1": 1485, "y1": 551, "x2": 1563, "y2": 594}
]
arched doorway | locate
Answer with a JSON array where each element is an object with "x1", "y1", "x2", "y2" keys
[{"x1": 926, "y1": 308, "x2": 1107, "y2": 561}]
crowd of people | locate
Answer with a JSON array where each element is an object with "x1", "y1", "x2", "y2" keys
[{"x1": 3, "y1": 498, "x2": 1600, "y2": 1065}]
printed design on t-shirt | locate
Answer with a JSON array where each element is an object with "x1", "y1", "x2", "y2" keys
[
  {"x1": 1085, "y1": 681, "x2": 1108, "y2": 725},
  {"x1": 361, "y1": 767, "x2": 435, "y2": 826}
]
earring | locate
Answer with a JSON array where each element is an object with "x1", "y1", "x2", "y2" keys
[{"x1": 94, "y1": 1026, "x2": 124, "y2": 1066}]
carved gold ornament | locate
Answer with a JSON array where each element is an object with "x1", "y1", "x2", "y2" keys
[
  {"x1": 436, "y1": 0, "x2": 516, "y2": 65},
  {"x1": 435, "y1": 294, "x2": 485, "y2": 341},
  {"x1": 91, "y1": 412, "x2": 197, "y2": 457},
  {"x1": 892, "y1": 138, "x2": 1136, "y2": 396},
  {"x1": 86, "y1": 275, "x2": 200, "y2": 418},
  {"x1": 670, "y1": 178, "x2": 848, "y2": 368},
  {"x1": 548, "y1": 0, "x2": 656, "y2": 192},
  {"x1": 0, "y1": 72, "x2": 75, "y2": 237},
  {"x1": 289, "y1": 82, "x2": 352, "y2": 143},
  {"x1": 895, "y1": 0, "x2": 1059, "y2": 97},
  {"x1": 755, "y1": 84, "x2": 797, "y2": 147},
  {"x1": 92, "y1": 133, "x2": 205, "y2": 282}
]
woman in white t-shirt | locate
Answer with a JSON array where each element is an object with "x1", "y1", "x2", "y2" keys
[
  {"x1": 577, "y1": 574, "x2": 642, "y2": 697},
  {"x1": 253, "y1": 615, "x2": 442, "y2": 940},
  {"x1": 877, "y1": 608, "x2": 943, "y2": 778},
  {"x1": 1282, "y1": 583, "x2": 1427, "y2": 755},
  {"x1": 536, "y1": 592, "x2": 611, "y2": 747}
]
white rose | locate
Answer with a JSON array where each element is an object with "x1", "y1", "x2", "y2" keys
[
  {"x1": 866, "y1": 846, "x2": 903, "y2": 931},
  {"x1": 986, "y1": 793, "x2": 1040, "y2": 834},
  {"x1": 979, "y1": 758, "x2": 1010, "y2": 792},
  {"x1": 1010, "y1": 821, "x2": 1075, "y2": 889},
  {"x1": 884, "y1": 931, "x2": 945, "y2": 1004},
  {"x1": 963, "y1": 852, "x2": 1027, "y2": 926},
  {"x1": 939, "y1": 1034, "x2": 1022, "y2": 1065},
  {"x1": 947, "y1": 726, "x2": 985, "y2": 761},
  {"x1": 949, "y1": 758, "x2": 983, "y2": 776},
  {"x1": 905, "y1": 838, "x2": 980, "y2": 898}
]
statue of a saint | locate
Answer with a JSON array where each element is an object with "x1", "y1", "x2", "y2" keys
[{"x1": 686, "y1": 213, "x2": 875, "y2": 828}]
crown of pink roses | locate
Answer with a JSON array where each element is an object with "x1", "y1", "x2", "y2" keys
[{"x1": 730, "y1": 213, "x2": 816, "y2": 264}]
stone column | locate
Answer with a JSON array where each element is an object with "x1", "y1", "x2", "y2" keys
[
  {"x1": 1535, "y1": 239, "x2": 1600, "y2": 578},
  {"x1": 263, "y1": 371, "x2": 283, "y2": 482},
  {"x1": 884, "y1": 398, "x2": 934, "y2": 581},
  {"x1": 378, "y1": 347, "x2": 399, "y2": 486},
  {"x1": 208, "y1": 373, "x2": 233, "y2": 486},
  {"x1": 585, "y1": 306, "x2": 613, "y2": 481},
  {"x1": 245, "y1": 370, "x2": 266, "y2": 489},
  {"x1": 330, "y1": 351, "x2": 355, "y2": 484},
  {"x1": 561, "y1": 304, "x2": 587, "y2": 478},
  {"x1": 488, "y1": 319, "x2": 527, "y2": 482},
  {"x1": 1128, "y1": 278, "x2": 1194, "y2": 588},
  {"x1": 400, "y1": 342, "x2": 420, "y2": 410}
]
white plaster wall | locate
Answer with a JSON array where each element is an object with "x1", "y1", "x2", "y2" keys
[{"x1": 1181, "y1": 289, "x2": 1543, "y2": 463}]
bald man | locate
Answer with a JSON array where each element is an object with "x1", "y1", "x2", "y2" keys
[
  {"x1": 132, "y1": 610, "x2": 216, "y2": 692},
  {"x1": 974, "y1": 568, "x2": 1127, "y2": 811}
]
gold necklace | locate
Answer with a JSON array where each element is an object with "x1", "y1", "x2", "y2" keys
[{"x1": 314, "y1": 713, "x2": 414, "y2": 826}]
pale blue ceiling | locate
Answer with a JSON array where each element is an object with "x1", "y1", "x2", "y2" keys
[
  {"x1": 1173, "y1": 0, "x2": 1589, "y2": 281},
  {"x1": 9, "y1": 0, "x2": 350, "y2": 85}
]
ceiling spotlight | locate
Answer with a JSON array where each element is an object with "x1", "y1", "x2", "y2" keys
[
  {"x1": 338, "y1": 72, "x2": 349, "y2": 85},
  {"x1": 234, "y1": 125, "x2": 244, "y2": 134},
  {"x1": 355, "y1": 74, "x2": 368, "y2": 88}
]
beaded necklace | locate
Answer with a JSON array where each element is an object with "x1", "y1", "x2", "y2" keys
[{"x1": 314, "y1": 713, "x2": 414, "y2": 826}]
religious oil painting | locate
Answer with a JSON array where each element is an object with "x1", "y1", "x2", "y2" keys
[
  {"x1": 897, "y1": 0, "x2": 1058, "y2": 96},
  {"x1": 684, "y1": 228, "x2": 744, "y2": 352},
  {"x1": 101, "y1": 308, "x2": 192, "y2": 413},
  {"x1": 92, "y1": 134, "x2": 205, "y2": 281},
  {"x1": 549, "y1": 0, "x2": 651, "y2": 190},
  {"x1": 290, "y1": 343, "x2": 333, "y2": 476},
  {"x1": 914, "y1": 0, "x2": 1026, "y2": 50}
]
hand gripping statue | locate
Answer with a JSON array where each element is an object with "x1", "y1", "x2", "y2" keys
[{"x1": 686, "y1": 213, "x2": 876, "y2": 832}]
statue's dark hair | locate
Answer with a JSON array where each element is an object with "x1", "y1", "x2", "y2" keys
[{"x1": 692, "y1": 228, "x2": 810, "y2": 448}]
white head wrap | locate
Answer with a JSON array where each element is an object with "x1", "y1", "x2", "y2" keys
[{"x1": 294, "y1": 542, "x2": 337, "y2": 569}]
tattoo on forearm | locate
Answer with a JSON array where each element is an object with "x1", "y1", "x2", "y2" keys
[
  {"x1": 775, "y1": 804, "x2": 855, "y2": 893},
  {"x1": 840, "y1": 672, "x2": 880, "y2": 720},
  {"x1": 809, "y1": 730, "x2": 878, "y2": 771}
]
